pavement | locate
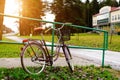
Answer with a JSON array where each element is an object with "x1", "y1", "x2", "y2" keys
[{"x1": 1, "y1": 33, "x2": 120, "y2": 71}]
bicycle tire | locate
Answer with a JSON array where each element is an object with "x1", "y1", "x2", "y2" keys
[
  {"x1": 21, "y1": 42, "x2": 46, "y2": 75},
  {"x1": 62, "y1": 45, "x2": 74, "y2": 72}
]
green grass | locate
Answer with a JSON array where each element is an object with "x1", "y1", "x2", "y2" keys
[
  {"x1": 0, "y1": 37, "x2": 23, "y2": 58},
  {"x1": 21, "y1": 33, "x2": 120, "y2": 52},
  {"x1": 0, "y1": 33, "x2": 120, "y2": 58},
  {"x1": 0, "y1": 44, "x2": 22, "y2": 58},
  {"x1": 0, "y1": 65, "x2": 119, "y2": 80},
  {"x1": 108, "y1": 35, "x2": 120, "y2": 51}
]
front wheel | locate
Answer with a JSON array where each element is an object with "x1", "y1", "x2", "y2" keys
[
  {"x1": 63, "y1": 45, "x2": 74, "y2": 72},
  {"x1": 21, "y1": 42, "x2": 46, "y2": 75}
]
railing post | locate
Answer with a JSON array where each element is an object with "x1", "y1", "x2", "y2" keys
[
  {"x1": 102, "y1": 31, "x2": 108, "y2": 67},
  {"x1": 102, "y1": 49, "x2": 105, "y2": 67},
  {"x1": 51, "y1": 24, "x2": 55, "y2": 55}
]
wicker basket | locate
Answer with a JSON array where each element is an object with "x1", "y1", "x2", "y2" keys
[{"x1": 57, "y1": 29, "x2": 70, "y2": 42}]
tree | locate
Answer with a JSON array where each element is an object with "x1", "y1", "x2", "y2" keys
[
  {"x1": 0, "y1": 0, "x2": 5, "y2": 40},
  {"x1": 91, "y1": 0, "x2": 99, "y2": 15},
  {"x1": 119, "y1": 0, "x2": 120, "y2": 6},
  {"x1": 51, "y1": 0, "x2": 85, "y2": 25},
  {"x1": 20, "y1": 0, "x2": 44, "y2": 35},
  {"x1": 90, "y1": 0, "x2": 100, "y2": 28},
  {"x1": 85, "y1": 0, "x2": 91, "y2": 27},
  {"x1": 100, "y1": 0, "x2": 119, "y2": 7},
  {"x1": 51, "y1": 0, "x2": 87, "y2": 33},
  {"x1": 109, "y1": 0, "x2": 118, "y2": 7}
]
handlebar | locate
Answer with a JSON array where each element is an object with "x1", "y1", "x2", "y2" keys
[
  {"x1": 45, "y1": 23, "x2": 72, "y2": 32},
  {"x1": 34, "y1": 22, "x2": 72, "y2": 33}
]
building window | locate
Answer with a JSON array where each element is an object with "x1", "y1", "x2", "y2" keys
[
  {"x1": 115, "y1": 15, "x2": 117, "y2": 20},
  {"x1": 118, "y1": 14, "x2": 120, "y2": 20},
  {"x1": 112, "y1": 16, "x2": 114, "y2": 21}
]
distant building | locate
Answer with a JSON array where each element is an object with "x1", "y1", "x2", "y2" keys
[{"x1": 92, "y1": 6, "x2": 120, "y2": 34}]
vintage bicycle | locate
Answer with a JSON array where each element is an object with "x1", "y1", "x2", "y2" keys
[{"x1": 20, "y1": 23, "x2": 74, "y2": 75}]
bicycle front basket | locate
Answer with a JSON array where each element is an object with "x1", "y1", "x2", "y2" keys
[{"x1": 61, "y1": 29, "x2": 71, "y2": 41}]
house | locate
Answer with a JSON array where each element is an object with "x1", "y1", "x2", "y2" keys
[{"x1": 92, "y1": 6, "x2": 120, "y2": 34}]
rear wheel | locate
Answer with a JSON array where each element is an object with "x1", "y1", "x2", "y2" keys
[
  {"x1": 21, "y1": 42, "x2": 46, "y2": 75},
  {"x1": 63, "y1": 45, "x2": 74, "y2": 72}
]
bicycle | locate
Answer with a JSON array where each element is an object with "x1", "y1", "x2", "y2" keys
[{"x1": 20, "y1": 23, "x2": 74, "y2": 75}]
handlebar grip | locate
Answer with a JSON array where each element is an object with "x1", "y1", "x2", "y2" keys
[{"x1": 34, "y1": 27, "x2": 44, "y2": 31}]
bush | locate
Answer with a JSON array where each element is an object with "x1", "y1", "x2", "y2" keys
[{"x1": 117, "y1": 32, "x2": 120, "y2": 35}]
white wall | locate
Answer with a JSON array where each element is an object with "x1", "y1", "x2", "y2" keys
[{"x1": 110, "y1": 9, "x2": 120, "y2": 23}]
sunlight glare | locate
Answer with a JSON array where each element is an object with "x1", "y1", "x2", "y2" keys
[
  {"x1": 3, "y1": 0, "x2": 55, "y2": 33},
  {"x1": 3, "y1": 0, "x2": 20, "y2": 33}
]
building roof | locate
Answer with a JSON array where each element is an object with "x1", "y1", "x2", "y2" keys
[
  {"x1": 111, "y1": 7, "x2": 120, "y2": 12},
  {"x1": 93, "y1": 13, "x2": 99, "y2": 17},
  {"x1": 93, "y1": 6, "x2": 120, "y2": 16}
]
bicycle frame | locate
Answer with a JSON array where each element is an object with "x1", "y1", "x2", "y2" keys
[{"x1": 20, "y1": 24, "x2": 74, "y2": 75}]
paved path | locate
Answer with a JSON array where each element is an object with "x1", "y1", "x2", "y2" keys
[
  {"x1": 0, "y1": 56, "x2": 100, "y2": 68},
  {"x1": 1, "y1": 33, "x2": 120, "y2": 71},
  {"x1": 70, "y1": 49, "x2": 120, "y2": 70}
]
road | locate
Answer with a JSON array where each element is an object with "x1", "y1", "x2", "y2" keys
[{"x1": 2, "y1": 33, "x2": 120, "y2": 71}]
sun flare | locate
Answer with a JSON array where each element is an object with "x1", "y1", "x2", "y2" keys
[
  {"x1": 3, "y1": 0, "x2": 21, "y2": 32},
  {"x1": 5, "y1": 0, "x2": 20, "y2": 15},
  {"x1": 3, "y1": 0, "x2": 54, "y2": 33}
]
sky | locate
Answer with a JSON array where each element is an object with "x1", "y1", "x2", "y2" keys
[{"x1": 3, "y1": 0, "x2": 20, "y2": 33}]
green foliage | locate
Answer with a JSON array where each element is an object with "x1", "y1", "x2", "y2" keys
[
  {"x1": 104, "y1": 65, "x2": 112, "y2": 69},
  {"x1": 0, "y1": 44, "x2": 22, "y2": 58},
  {"x1": 99, "y1": 0, "x2": 119, "y2": 8},
  {"x1": 91, "y1": 0, "x2": 99, "y2": 15},
  {"x1": 119, "y1": 0, "x2": 120, "y2": 6},
  {"x1": 51, "y1": 0, "x2": 86, "y2": 25},
  {"x1": 0, "y1": 66, "x2": 119, "y2": 80}
]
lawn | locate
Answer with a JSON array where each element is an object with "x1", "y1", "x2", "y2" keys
[
  {"x1": 0, "y1": 44, "x2": 22, "y2": 58},
  {"x1": 21, "y1": 33, "x2": 120, "y2": 52},
  {"x1": 0, "y1": 33, "x2": 120, "y2": 57},
  {"x1": 0, "y1": 65, "x2": 120, "y2": 80},
  {"x1": 0, "y1": 37, "x2": 23, "y2": 58}
]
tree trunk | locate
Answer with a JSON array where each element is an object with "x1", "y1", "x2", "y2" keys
[{"x1": 0, "y1": 0, "x2": 5, "y2": 40}]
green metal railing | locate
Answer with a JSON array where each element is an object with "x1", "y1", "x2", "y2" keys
[{"x1": 0, "y1": 13, "x2": 108, "y2": 67}]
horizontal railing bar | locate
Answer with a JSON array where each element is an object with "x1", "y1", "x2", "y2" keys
[
  {"x1": 0, "y1": 13, "x2": 107, "y2": 32},
  {"x1": 0, "y1": 41, "x2": 23, "y2": 45},
  {"x1": 46, "y1": 44, "x2": 106, "y2": 50},
  {"x1": 0, "y1": 40, "x2": 106, "y2": 50}
]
